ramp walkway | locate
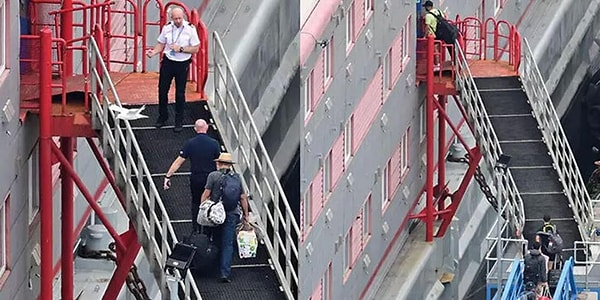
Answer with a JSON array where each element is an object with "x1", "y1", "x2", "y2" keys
[
  {"x1": 126, "y1": 103, "x2": 285, "y2": 300},
  {"x1": 414, "y1": 16, "x2": 595, "y2": 299},
  {"x1": 476, "y1": 76, "x2": 579, "y2": 254}
]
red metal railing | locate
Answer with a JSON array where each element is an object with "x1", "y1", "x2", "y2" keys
[
  {"x1": 103, "y1": 0, "x2": 140, "y2": 71},
  {"x1": 416, "y1": 16, "x2": 522, "y2": 84},
  {"x1": 22, "y1": 0, "x2": 210, "y2": 113},
  {"x1": 20, "y1": 35, "x2": 69, "y2": 112}
]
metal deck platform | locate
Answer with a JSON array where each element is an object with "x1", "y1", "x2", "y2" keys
[
  {"x1": 127, "y1": 101, "x2": 286, "y2": 300},
  {"x1": 476, "y1": 76, "x2": 581, "y2": 258}
]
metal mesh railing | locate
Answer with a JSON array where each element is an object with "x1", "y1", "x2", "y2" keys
[
  {"x1": 520, "y1": 38, "x2": 594, "y2": 239},
  {"x1": 87, "y1": 37, "x2": 202, "y2": 300},
  {"x1": 211, "y1": 32, "x2": 300, "y2": 299}
]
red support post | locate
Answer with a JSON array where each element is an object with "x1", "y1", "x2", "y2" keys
[
  {"x1": 85, "y1": 138, "x2": 127, "y2": 208},
  {"x1": 437, "y1": 96, "x2": 447, "y2": 213},
  {"x1": 61, "y1": 0, "x2": 74, "y2": 76},
  {"x1": 425, "y1": 34, "x2": 435, "y2": 242},
  {"x1": 39, "y1": 27, "x2": 54, "y2": 300},
  {"x1": 60, "y1": 137, "x2": 75, "y2": 300},
  {"x1": 49, "y1": 143, "x2": 127, "y2": 253},
  {"x1": 103, "y1": 231, "x2": 141, "y2": 300}
]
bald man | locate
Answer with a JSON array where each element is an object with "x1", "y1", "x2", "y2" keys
[
  {"x1": 146, "y1": 7, "x2": 200, "y2": 132},
  {"x1": 164, "y1": 119, "x2": 221, "y2": 231}
]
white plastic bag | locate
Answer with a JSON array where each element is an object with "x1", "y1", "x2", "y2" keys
[
  {"x1": 237, "y1": 227, "x2": 258, "y2": 259},
  {"x1": 197, "y1": 200, "x2": 225, "y2": 227}
]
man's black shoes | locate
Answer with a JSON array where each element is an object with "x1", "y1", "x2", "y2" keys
[
  {"x1": 154, "y1": 120, "x2": 166, "y2": 128},
  {"x1": 219, "y1": 277, "x2": 231, "y2": 283}
]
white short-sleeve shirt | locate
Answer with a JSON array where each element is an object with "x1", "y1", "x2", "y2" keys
[{"x1": 157, "y1": 21, "x2": 200, "y2": 62}]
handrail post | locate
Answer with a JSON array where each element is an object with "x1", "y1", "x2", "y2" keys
[
  {"x1": 39, "y1": 27, "x2": 54, "y2": 300},
  {"x1": 61, "y1": 0, "x2": 74, "y2": 76}
]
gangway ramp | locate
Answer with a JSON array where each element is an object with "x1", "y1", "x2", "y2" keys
[
  {"x1": 476, "y1": 76, "x2": 580, "y2": 257},
  {"x1": 121, "y1": 100, "x2": 286, "y2": 300}
]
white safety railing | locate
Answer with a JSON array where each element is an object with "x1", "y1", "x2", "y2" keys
[
  {"x1": 520, "y1": 38, "x2": 594, "y2": 238},
  {"x1": 454, "y1": 42, "x2": 526, "y2": 233},
  {"x1": 211, "y1": 32, "x2": 299, "y2": 299},
  {"x1": 455, "y1": 41, "x2": 528, "y2": 288},
  {"x1": 87, "y1": 37, "x2": 202, "y2": 299}
]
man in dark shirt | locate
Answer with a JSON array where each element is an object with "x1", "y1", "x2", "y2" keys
[
  {"x1": 523, "y1": 241, "x2": 548, "y2": 297},
  {"x1": 164, "y1": 119, "x2": 221, "y2": 232},
  {"x1": 201, "y1": 152, "x2": 249, "y2": 283}
]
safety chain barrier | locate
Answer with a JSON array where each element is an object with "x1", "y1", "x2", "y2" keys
[
  {"x1": 451, "y1": 156, "x2": 499, "y2": 209},
  {"x1": 520, "y1": 38, "x2": 594, "y2": 238},
  {"x1": 87, "y1": 36, "x2": 202, "y2": 299},
  {"x1": 211, "y1": 32, "x2": 299, "y2": 299},
  {"x1": 78, "y1": 246, "x2": 150, "y2": 299}
]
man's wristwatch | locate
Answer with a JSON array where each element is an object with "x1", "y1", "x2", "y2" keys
[{"x1": 179, "y1": 46, "x2": 184, "y2": 53}]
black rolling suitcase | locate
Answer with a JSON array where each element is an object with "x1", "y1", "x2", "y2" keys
[
  {"x1": 184, "y1": 231, "x2": 219, "y2": 270},
  {"x1": 548, "y1": 255, "x2": 563, "y2": 294}
]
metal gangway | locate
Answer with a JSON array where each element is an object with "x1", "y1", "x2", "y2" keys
[
  {"x1": 85, "y1": 24, "x2": 298, "y2": 300},
  {"x1": 436, "y1": 18, "x2": 595, "y2": 297}
]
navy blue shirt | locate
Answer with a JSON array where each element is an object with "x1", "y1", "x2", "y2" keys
[{"x1": 180, "y1": 133, "x2": 221, "y2": 176}]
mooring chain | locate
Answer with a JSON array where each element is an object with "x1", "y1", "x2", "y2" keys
[
  {"x1": 78, "y1": 244, "x2": 150, "y2": 300},
  {"x1": 451, "y1": 154, "x2": 498, "y2": 209}
]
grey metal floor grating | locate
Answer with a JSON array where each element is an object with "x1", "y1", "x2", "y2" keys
[
  {"x1": 477, "y1": 76, "x2": 581, "y2": 261},
  {"x1": 129, "y1": 102, "x2": 286, "y2": 299}
]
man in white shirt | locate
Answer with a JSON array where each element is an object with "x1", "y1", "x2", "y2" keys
[{"x1": 146, "y1": 7, "x2": 200, "y2": 132}]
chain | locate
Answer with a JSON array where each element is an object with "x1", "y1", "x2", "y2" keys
[
  {"x1": 78, "y1": 244, "x2": 150, "y2": 299},
  {"x1": 450, "y1": 154, "x2": 498, "y2": 210}
]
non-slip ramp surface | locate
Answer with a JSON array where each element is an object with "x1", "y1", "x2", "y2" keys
[
  {"x1": 475, "y1": 76, "x2": 581, "y2": 260},
  {"x1": 127, "y1": 101, "x2": 285, "y2": 299}
]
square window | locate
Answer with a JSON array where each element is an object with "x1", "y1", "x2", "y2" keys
[
  {"x1": 362, "y1": 195, "x2": 372, "y2": 241},
  {"x1": 303, "y1": 186, "x2": 312, "y2": 231},
  {"x1": 345, "y1": 4, "x2": 354, "y2": 51},
  {"x1": 304, "y1": 73, "x2": 313, "y2": 119},
  {"x1": 324, "y1": 37, "x2": 333, "y2": 82},
  {"x1": 419, "y1": 103, "x2": 426, "y2": 142},
  {"x1": 401, "y1": 17, "x2": 411, "y2": 64},
  {"x1": 322, "y1": 263, "x2": 332, "y2": 300},
  {"x1": 0, "y1": 194, "x2": 7, "y2": 276},
  {"x1": 0, "y1": 1, "x2": 6, "y2": 75},
  {"x1": 400, "y1": 128, "x2": 410, "y2": 175},
  {"x1": 344, "y1": 117, "x2": 353, "y2": 164},
  {"x1": 323, "y1": 152, "x2": 332, "y2": 196},
  {"x1": 382, "y1": 49, "x2": 391, "y2": 91},
  {"x1": 364, "y1": 0, "x2": 374, "y2": 20},
  {"x1": 343, "y1": 231, "x2": 350, "y2": 272},
  {"x1": 27, "y1": 145, "x2": 40, "y2": 224},
  {"x1": 381, "y1": 164, "x2": 389, "y2": 211}
]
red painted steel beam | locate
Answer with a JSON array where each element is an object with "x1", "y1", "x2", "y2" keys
[
  {"x1": 436, "y1": 147, "x2": 482, "y2": 238},
  {"x1": 103, "y1": 230, "x2": 141, "y2": 300},
  {"x1": 85, "y1": 138, "x2": 128, "y2": 208},
  {"x1": 60, "y1": 137, "x2": 74, "y2": 300},
  {"x1": 437, "y1": 96, "x2": 447, "y2": 213},
  {"x1": 49, "y1": 142, "x2": 127, "y2": 253},
  {"x1": 39, "y1": 27, "x2": 54, "y2": 300},
  {"x1": 425, "y1": 34, "x2": 435, "y2": 242},
  {"x1": 61, "y1": 0, "x2": 74, "y2": 76}
]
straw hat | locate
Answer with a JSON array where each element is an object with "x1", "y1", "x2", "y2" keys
[{"x1": 215, "y1": 152, "x2": 235, "y2": 164}]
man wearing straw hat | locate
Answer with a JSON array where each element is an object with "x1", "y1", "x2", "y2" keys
[{"x1": 201, "y1": 152, "x2": 250, "y2": 283}]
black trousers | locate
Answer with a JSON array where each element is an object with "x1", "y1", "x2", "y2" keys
[
  {"x1": 158, "y1": 56, "x2": 190, "y2": 124},
  {"x1": 190, "y1": 175, "x2": 208, "y2": 232}
]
